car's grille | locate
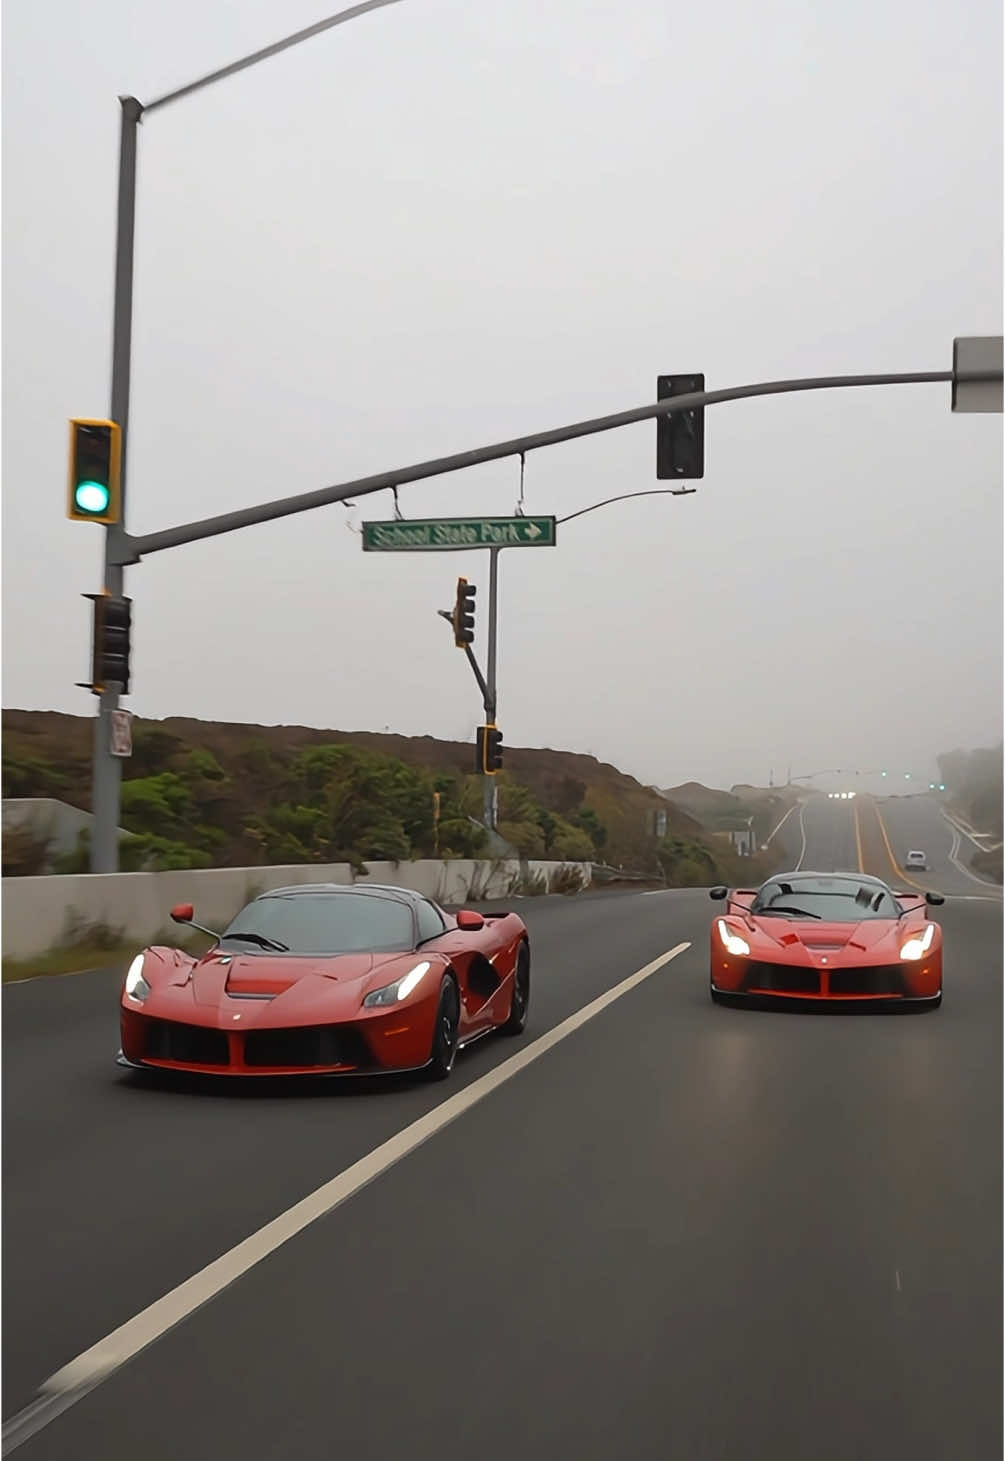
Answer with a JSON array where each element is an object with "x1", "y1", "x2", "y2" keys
[
  {"x1": 827, "y1": 965, "x2": 905, "y2": 996},
  {"x1": 243, "y1": 1025, "x2": 372, "y2": 1069},
  {"x1": 744, "y1": 963, "x2": 820, "y2": 994},
  {"x1": 144, "y1": 1018, "x2": 229, "y2": 1066}
]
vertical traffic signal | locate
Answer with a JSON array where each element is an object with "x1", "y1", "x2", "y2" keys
[
  {"x1": 656, "y1": 375, "x2": 705, "y2": 480},
  {"x1": 453, "y1": 577, "x2": 476, "y2": 647},
  {"x1": 477, "y1": 724, "x2": 503, "y2": 774},
  {"x1": 79, "y1": 592, "x2": 132, "y2": 694},
  {"x1": 68, "y1": 419, "x2": 122, "y2": 523}
]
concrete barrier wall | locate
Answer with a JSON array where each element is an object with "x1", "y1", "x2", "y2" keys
[{"x1": 1, "y1": 859, "x2": 591, "y2": 961}]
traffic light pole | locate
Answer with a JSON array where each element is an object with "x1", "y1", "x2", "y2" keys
[
  {"x1": 483, "y1": 548, "x2": 500, "y2": 832},
  {"x1": 91, "y1": 97, "x2": 141, "y2": 874},
  {"x1": 84, "y1": 2, "x2": 407, "y2": 873}
]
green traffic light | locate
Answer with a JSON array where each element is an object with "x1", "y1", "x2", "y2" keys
[{"x1": 74, "y1": 480, "x2": 111, "y2": 515}]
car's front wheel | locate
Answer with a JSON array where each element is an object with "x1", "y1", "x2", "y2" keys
[
  {"x1": 501, "y1": 943, "x2": 530, "y2": 1035},
  {"x1": 425, "y1": 976, "x2": 460, "y2": 1080}
]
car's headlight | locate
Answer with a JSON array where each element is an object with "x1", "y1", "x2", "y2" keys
[
  {"x1": 716, "y1": 919, "x2": 750, "y2": 957},
  {"x1": 363, "y1": 961, "x2": 432, "y2": 1008},
  {"x1": 124, "y1": 954, "x2": 151, "y2": 1002},
  {"x1": 900, "y1": 924, "x2": 936, "y2": 961}
]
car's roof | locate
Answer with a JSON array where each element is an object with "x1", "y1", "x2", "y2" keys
[
  {"x1": 764, "y1": 870, "x2": 890, "y2": 887},
  {"x1": 257, "y1": 883, "x2": 431, "y2": 904}
]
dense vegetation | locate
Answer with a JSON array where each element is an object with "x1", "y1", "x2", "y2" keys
[{"x1": 2, "y1": 710, "x2": 784, "y2": 886}]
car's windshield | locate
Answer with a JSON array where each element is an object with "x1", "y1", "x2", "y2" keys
[
  {"x1": 220, "y1": 892, "x2": 415, "y2": 954},
  {"x1": 752, "y1": 877, "x2": 900, "y2": 921}
]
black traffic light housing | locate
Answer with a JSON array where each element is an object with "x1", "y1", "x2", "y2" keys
[
  {"x1": 477, "y1": 724, "x2": 504, "y2": 775},
  {"x1": 68, "y1": 419, "x2": 122, "y2": 523},
  {"x1": 656, "y1": 374, "x2": 705, "y2": 480},
  {"x1": 453, "y1": 577, "x2": 476, "y2": 647},
  {"x1": 78, "y1": 592, "x2": 132, "y2": 695}
]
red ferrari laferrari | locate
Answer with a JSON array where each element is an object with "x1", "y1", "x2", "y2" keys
[
  {"x1": 118, "y1": 883, "x2": 531, "y2": 1080},
  {"x1": 708, "y1": 870, "x2": 944, "y2": 1009}
]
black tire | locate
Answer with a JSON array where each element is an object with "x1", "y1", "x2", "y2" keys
[
  {"x1": 501, "y1": 943, "x2": 530, "y2": 1035},
  {"x1": 425, "y1": 976, "x2": 460, "y2": 1080}
]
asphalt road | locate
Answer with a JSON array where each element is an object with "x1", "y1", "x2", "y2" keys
[
  {"x1": 872, "y1": 794, "x2": 1002, "y2": 897},
  {"x1": 4, "y1": 810, "x2": 1001, "y2": 1459}
]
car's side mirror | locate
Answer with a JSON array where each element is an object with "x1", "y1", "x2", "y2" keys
[
  {"x1": 709, "y1": 886, "x2": 728, "y2": 901},
  {"x1": 171, "y1": 903, "x2": 195, "y2": 924},
  {"x1": 925, "y1": 892, "x2": 945, "y2": 906},
  {"x1": 456, "y1": 909, "x2": 485, "y2": 930}
]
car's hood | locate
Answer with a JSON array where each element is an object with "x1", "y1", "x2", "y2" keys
[
  {"x1": 746, "y1": 918, "x2": 905, "y2": 956},
  {"x1": 144, "y1": 947, "x2": 429, "y2": 1021}
]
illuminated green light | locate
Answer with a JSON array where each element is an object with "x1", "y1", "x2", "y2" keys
[{"x1": 74, "y1": 480, "x2": 110, "y2": 514}]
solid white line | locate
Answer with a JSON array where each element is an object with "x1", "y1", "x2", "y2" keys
[
  {"x1": 794, "y1": 804, "x2": 809, "y2": 870},
  {"x1": 945, "y1": 822, "x2": 1003, "y2": 890},
  {"x1": 7, "y1": 942, "x2": 690, "y2": 1447},
  {"x1": 764, "y1": 801, "x2": 798, "y2": 846},
  {"x1": 941, "y1": 808, "x2": 995, "y2": 850},
  {"x1": 895, "y1": 1269, "x2": 902, "y2": 1292}
]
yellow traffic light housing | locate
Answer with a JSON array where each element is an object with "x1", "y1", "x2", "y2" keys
[
  {"x1": 68, "y1": 419, "x2": 122, "y2": 524},
  {"x1": 452, "y1": 577, "x2": 476, "y2": 647}
]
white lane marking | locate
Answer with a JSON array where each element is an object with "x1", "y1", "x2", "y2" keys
[
  {"x1": 2, "y1": 942, "x2": 691, "y2": 1452},
  {"x1": 895, "y1": 1269, "x2": 902, "y2": 1292},
  {"x1": 794, "y1": 803, "x2": 809, "y2": 870},
  {"x1": 945, "y1": 822, "x2": 1003, "y2": 891},
  {"x1": 940, "y1": 808, "x2": 995, "y2": 850},
  {"x1": 764, "y1": 802, "x2": 799, "y2": 846}
]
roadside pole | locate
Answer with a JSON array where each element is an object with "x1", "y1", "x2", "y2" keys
[
  {"x1": 79, "y1": 1, "x2": 407, "y2": 871},
  {"x1": 91, "y1": 97, "x2": 141, "y2": 874},
  {"x1": 484, "y1": 548, "x2": 500, "y2": 831}
]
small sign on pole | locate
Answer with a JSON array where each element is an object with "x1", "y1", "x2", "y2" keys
[{"x1": 109, "y1": 709, "x2": 133, "y2": 758}]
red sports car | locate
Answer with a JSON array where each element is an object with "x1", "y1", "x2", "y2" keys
[
  {"x1": 118, "y1": 883, "x2": 531, "y2": 1080},
  {"x1": 708, "y1": 870, "x2": 944, "y2": 1008}
]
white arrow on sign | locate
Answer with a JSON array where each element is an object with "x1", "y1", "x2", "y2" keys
[{"x1": 524, "y1": 522, "x2": 541, "y2": 538}]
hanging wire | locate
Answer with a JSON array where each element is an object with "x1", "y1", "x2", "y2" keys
[
  {"x1": 514, "y1": 452, "x2": 526, "y2": 516},
  {"x1": 339, "y1": 499, "x2": 361, "y2": 535},
  {"x1": 391, "y1": 486, "x2": 403, "y2": 520}
]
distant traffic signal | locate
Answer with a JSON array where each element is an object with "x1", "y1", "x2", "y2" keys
[
  {"x1": 68, "y1": 419, "x2": 121, "y2": 523},
  {"x1": 476, "y1": 724, "x2": 504, "y2": 774},
  {"x1": 452, "y1": 577, "x2": 476, "y2": 647},
  {"x1": 79, "y1": 592, "x2": 132, "y2": 694},
  {"x1": 656, "y1": 374, "x2": 705, "y2": 480}
]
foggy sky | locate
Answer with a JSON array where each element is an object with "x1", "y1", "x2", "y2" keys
[{"x1": 3, "y1": 0, "x2": 1002, "y2": 792}]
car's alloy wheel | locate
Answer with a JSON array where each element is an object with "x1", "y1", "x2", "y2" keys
[
  {"x1": 426, "y1": 977, "x2": 460, "y2": 1080},
  {"x1": 502, "y1": 944, "x2": 530, "y2": 1035}
]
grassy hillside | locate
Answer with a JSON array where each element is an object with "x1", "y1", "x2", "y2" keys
[
  {"x1": 662, "y1": 780, "x2": 800, "y2": 844},
  {"x1": 3, "y1": 709, "x2": 783, "y2": 886}
]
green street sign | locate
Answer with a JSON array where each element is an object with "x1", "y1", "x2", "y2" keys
[{"x1": 362, "y1": 516, "x2": 557, "y2": 552}]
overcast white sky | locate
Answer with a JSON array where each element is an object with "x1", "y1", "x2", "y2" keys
[{"x1": 2, "y1": 0, "x2": 1002, "y2": 791}]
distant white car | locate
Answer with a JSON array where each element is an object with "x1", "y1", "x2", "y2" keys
[{"x1": 905, "y1": 849, "x2": 928, "y2": 871}]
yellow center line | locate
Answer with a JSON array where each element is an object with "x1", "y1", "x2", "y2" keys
[{"x1": 871, "y1": 799, "x2": 930, "y2": 892}]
